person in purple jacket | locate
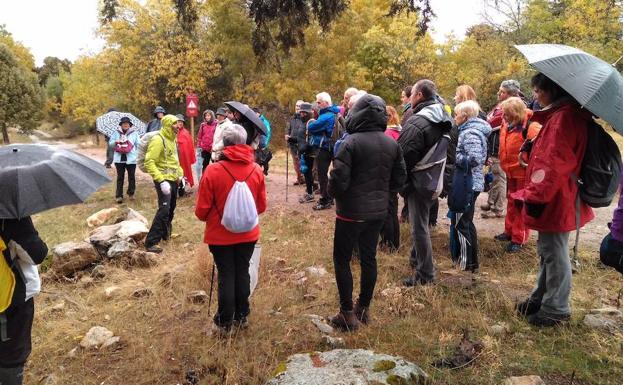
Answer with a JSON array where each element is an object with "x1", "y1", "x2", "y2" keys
[{"x1": 600, "y1": 179, "x2": 623, "y2": 274}]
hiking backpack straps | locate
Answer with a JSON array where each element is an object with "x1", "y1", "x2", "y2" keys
[
  {"x1": 0, "y1": 235, "x2": 27, "y2": 342},
  {"x1": 217, "y1": 163, "x2": 259, "y2": 233}
]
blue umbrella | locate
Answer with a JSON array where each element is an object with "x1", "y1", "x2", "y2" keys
[
  {"x1": 515, "y1": 44, "x2": 623, "y2": 134},
  {"x1": 96, "y1": 111, "x2": 146, "y2": 137},
  {"x1": 0, "y1": 144, "x2": 111, "y2": 219}
]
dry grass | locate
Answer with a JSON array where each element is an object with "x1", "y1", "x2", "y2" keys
[{"x1": 25, "y1": 164, "x2": 623, "y2": 385}]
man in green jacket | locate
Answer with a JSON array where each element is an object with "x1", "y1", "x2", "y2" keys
[{"x1": 144, "y1": 114, "x2": 184, "y2": 253}]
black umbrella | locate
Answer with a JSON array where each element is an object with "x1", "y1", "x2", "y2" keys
[
  {"x1": 224, "y1": 101, "x2": 266, "y2": 135},
  {"x1": 0, "y1": 144, "x2": 112, "y2": 219}
]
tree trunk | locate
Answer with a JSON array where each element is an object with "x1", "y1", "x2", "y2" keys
[{"x1": 1, "y1": 122, "x2": 9, "y2": 144}]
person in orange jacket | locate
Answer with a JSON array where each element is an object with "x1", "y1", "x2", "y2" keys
[
  {"x1": 495, "y1": 97, "x2": 541, "y2": 252},
  {"x1": 175, "y1": 114, "x2": 197, "y2": 196}
]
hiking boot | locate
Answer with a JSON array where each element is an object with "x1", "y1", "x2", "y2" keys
[
  {"x1": 313, "y1": 188, "x2": 321, "y2": 195},
  {"x1": 145, "y1": 244, "x2": 163, "y2": 254},
  {"x1": 515, "y1": 298, "x2": 541, "y2": 317},
  {"x1": 234, "y1": 317, "x2": 249, "y2": 330},
  {"x1": 494, "y1": 233, "x2": 511, "y2": 242},
  {"x1": 299, "y1": 193, "x2": 315, "y2": 203},
  {"x1": 402, "y1": 275, "x2": 433, "y2": 287},
  {"x1": 481, "y1": 211, "x2": 504, "y2": 219},
  {"x1": 329, "y1": 310, "x2": 361, "y2": 332},
  {"x1": 209, "y1": 323, "x2": 232, "y2": 337},
  {"x1": 128, "y1": 195, "x2": 135, "y2": 201},
  {"x1": 527, "y1": 311, "x2": 570, "y2": 327},
  {"x1": 312, "y1": 201, "x2": 332, "y2": 210},
  {"x1": 480, "y1": 203, "x2": 491, "y2": 211},
  {"x1": 505, "y1": 242, "x2": 523, "y2": 253},
  {"x1": 105, "y1": 163, "x2": 112, "y2": 169},
  {"x1": 353, "y1": 303, "x2": 370, "y2": 325},
  {"x1": 115, "y1": 197, "x2": 123, "y2": 204}
]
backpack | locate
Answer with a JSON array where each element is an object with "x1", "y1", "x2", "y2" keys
[
  {"x1": 219, "y1": 163, "x2": 259, "y2": 233},
  {"x1": 577, "y1": 120, "x2": 622, "y2": 208},
  {"x1": 0, "y1": 237, "x2": 15, "y2": 314},
  {"x1": 137, "y1": 132, "x2": 165, "y2": 173},
  {"x1": 448, "y1": 158, "x2": 473, "y2": 213},
  {"x1": 410, "y1": 135, "x2": 450, "y2": 200}
]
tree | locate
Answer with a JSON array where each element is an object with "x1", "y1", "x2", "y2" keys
[
  {"x1": 36, "y1": 56, "x2": 72, "y2": 86},
  {"x1": 0, "y1": 44, "x2": 44, "y2": 143}
]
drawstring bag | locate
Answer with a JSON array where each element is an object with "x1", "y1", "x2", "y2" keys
[
  {"x1": 0, "y1": 237, "x2": 15, "y2": 314},
  {"x1": 220, "y1": 164, "x2": 259, "y2": 233}
]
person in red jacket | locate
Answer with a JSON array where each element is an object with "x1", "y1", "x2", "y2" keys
[
  {"x1": 495, "y1": 97, "x2": 541, "y2": 252},
  {"x1": 512, "y1": 73, "x2": 594, "y2": 327},
  {"x1": 197, "y1": 110, "x2": 217, "y2": 171},
  {"x1": 195, "y1": 124, "x2": 267, "y2": 335},
  {"x1": 175, "y1": 115, "x2": 197, "y2": 195}
]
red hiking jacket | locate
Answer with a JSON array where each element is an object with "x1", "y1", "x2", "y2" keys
[
  {"x1": 511, "y1": 101, "x2": 594, "y2": 232},
  {"x1": 177, "y1": 127, "x2": 197, "y2": 186},
  {"x1": 195, "y1": 144, "x2": 267, "y2": 245}
]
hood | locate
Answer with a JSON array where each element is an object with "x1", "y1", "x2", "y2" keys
[
  {"x1": 459, "y1": 117, "x2": 492, "y2": 138},
  {"x1": 345, "y1": 94, "x2": 387, "y2": 134},
  {"x1": 160, "y1": 114, "x2": 178, "y2": 140},
  {"x1": 416, "y1": 102, "x2": 453, "y2": 125},
  {"x1": 222, "y1": 144, "x2": 255, "y2": 163}
]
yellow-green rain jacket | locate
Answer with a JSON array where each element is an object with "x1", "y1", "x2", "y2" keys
[{"x1": 144, "y1": 114, "x2": 183, "y2": 182}]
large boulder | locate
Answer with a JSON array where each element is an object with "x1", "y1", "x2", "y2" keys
[
  {"x1": 86, "y1": 208, "x2": 120, "y2": 228},
  {"x1": 107, "y1": 240, "x2": 136, "y2": 260},
  {"x1": 89, "y1": 223, "x2": 122, "y2": 254},
  {"x1": 116, "y1": 220, "x2": 149, "y2": 241},
  {"x1": 126, "y1": 208, "x2": 148, "y2": 225},
  {"x1": 51, "y1": 241, "x2": 100, "y2": 276},
  {"x1": 265, "y1": 349, "x2": 428, "y2": 385}
]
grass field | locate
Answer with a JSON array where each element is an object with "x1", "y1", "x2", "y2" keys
[{"x1": 20, "y1": 152, "x2": 623, "y2": 385}]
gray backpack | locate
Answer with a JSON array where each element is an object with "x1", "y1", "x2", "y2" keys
[
  {"x1": 136, "y1": 132, "x2": 165, "y2": 173},
  {"x1": 410, "y1": 135, "x2": 450, "y2": 200}
]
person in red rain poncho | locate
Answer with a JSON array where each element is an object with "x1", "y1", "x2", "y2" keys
[{"x1": 175, "y1": 114, "x2": 197, "y2": 195}]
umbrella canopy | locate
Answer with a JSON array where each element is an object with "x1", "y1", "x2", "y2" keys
[
  {"x1": 224, "y1": 101, "x2": 266, "y2": 135},
  {"x1": 0, "y1": 144, "x2": 112, "y2": 219},
  {"x1": 96, "y1": 111, "x2": 146, "y2": 137},
  {"x1": 515, "y1": 44, "x2": 623, "y2": 134}
]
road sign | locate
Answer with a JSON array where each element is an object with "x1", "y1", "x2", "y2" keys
[{"x1": 186, "y1": 93, "x2": 199, "y2": 118}]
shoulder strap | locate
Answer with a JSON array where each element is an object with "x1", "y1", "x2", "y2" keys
[
  {"x1": 220, "y1": 162, "x2": 257, "y2": 182},
  {"x1": 522, "y1": 120, "x2": 532, "y2": 140}
]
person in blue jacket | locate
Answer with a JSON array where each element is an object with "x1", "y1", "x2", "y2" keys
[
  {"x1": 109, "y1": 116, "x2": 140, "y2": 203},
  {"x1": 308, "y1": 92, "x2": 340, "y2": 210}
]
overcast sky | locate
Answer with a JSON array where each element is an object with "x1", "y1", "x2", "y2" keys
[{"x1": 0, "y1": 0, "x2": 491, "y2": 66}]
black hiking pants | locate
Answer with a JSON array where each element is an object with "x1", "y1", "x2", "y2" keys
[
  {"x1": 333, "y1": 219, "x2": 384, "y2": 311},
  {"x1": 380, "y1": 193, "x2": 400, "y2": 251},
  {"x1": 201, "y1": 150, "x2": 211, "y2": 171},
  {"x1": 145, "y1": 180, "x2": 178, "y2": 247},
  {"x1": 303, "y1": 153, "x2": 316, "y2": 195},
  {"x1": 0, "y1": 299, "x2": 34, "y2": 385},
  {"x1": 114, "y1": 163, "x2": 136, "y2": 199},
  {"x1": 209, "y1": 242, "x2": 256, "y2": 327},
  {"x1": 315, "y1": 148, "x2": 332, "y2": 204}
]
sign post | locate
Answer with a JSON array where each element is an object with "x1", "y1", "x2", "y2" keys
[{"x1": 185, "y1": 93, "x2": 199, "y2": 141}]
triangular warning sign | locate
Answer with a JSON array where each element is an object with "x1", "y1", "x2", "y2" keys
[{"x1": 188, "y1": 100, "x2": 197, "y2": 109}]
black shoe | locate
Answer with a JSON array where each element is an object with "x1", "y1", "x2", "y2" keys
[
  {"x1": 505, "y1": 243, "x2": 523, "y2": 253},
  {"x1": 312, "y1": 201, "x2": 332, "y2": 210},
  {"x1": 234, "y1": 317, "x2": 249, "y2": 329},
  {"x1": 402, "y1": 275, "x2": 433, "y2": 287},
  {"x1": 515, "y1": 298, "x2": 541, "y2": 317},
  {"x1": 115, "y1": 197, "x2": 123, "y2": 204},
  {"x1": 299, "y1": 193, "x2": 315, "y2": 203},
  {"x1": 145, "y1": 244, "x2": 163, "y2": 254},
  {"x1": 527, "y1": 311, "x2": 570, "y2": 327},
  {"x1": 494, "y1": 233, "x2": 512, "y2": 242},
  {"x1": 105, "y1": 163, "x2": 112, "y2": 169}
]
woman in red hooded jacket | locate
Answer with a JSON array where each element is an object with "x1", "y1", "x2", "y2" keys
[
  {"x1": 195, "y1": 123, "x2": 266, "y2": 335},
  {"x1": 175, "y1": 115, "x2": 197, "y2": 192},
  {"x1": 512, "y1": 73, "x2": 594, "y2": 327}
]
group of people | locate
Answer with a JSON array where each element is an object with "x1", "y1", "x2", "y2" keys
[{"x1": 284, "y1": 74, "x2": 623, "y2": 331}]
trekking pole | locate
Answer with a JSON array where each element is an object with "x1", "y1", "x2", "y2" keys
[
  {"x1": 286, "y1": 148, "x2": 289, "y2": 202},
  {"x1": 208, "y1": 263, "x2": 215, "y2": 316}
]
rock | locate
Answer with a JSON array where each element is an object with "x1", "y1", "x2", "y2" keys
[
  {"x1": 101, "y1": 336, "x2": 121, "y2": 349},
  {"x1": 116, "y1": 220, "x2": 149, "y2": 241},
  {"x1": 502, "y1": 375, "x2": 545, "y2": 385},
  {"x1": 308, "y1": 315, "x2": 334, "y2": 335},
  {"x1": 322, "y1": 335, "x2": 345, "y2": 349},
  {"x1": 89, "y1": 223, "x2": 122, "y2": 254},
  {"x1": 51, "y1": 241, "x2": 100, "y2": 276},
  {"x1": 126, "y1": 208, "x2": 148, "y2": 225},
  {"x1": 49, "y1": 301, "x2": 66, "y2": 312},
  {"x1": 86, "y1": 207, "x2": 120, "y2": 228},
  {"x1": 583, "y1": 314, "x2": 621, "y2": 332},
  {"x1": 128, "y1": 251, "x2": 159, "y2": 268},
  {"x1": 68, "y1": 347, "x2": 78, "y2": 358},
  {"x1": 107, "y1": 240, "x2": 136, "y2": 259},
  {"x1": 104, "y1": 314, "x2": 111, "y2": 321},
  {"x1": 39, "y1": 374, "x2": 57, "y2": 385},
  {"x1": 305, "y1": 266, "x2": 328, "y2": 278},
  {"x1": 303, "y1": 294, "x2": 317, "y2": 301},
  {"x1": 589, "y1": 307, "x2": 622, "y2": 317},
  {"x1": 131, "y1": 287, "x2": 153, "y2": 298},
  {"x1": 91, "y1": 265, "x2": 107, "y2": 279},
  {"x1": 490, "y1": 323, "x2": 509, "y2": 336},
  {"x1": 80, "y1": 326, "x2": 114, "y2": 349},
  {"x1": 187, "y1": 290, "x2": 209, "y2": 304},
  {"x1": 265, "y1": 349, "x2": 428, "y2": 385},
  {"x1": 104, "y1": 286, "x2": 120, "y2": 298}
]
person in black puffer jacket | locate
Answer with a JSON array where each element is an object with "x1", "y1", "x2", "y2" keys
[{"x1": 327, "y1": 93, "x2": 406, "y2": 331}]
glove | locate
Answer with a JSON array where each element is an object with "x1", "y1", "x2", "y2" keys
[
  {"x1": 160, "y1": 181, "x2": 171, "y2": 196},
  {"x1": 525, "y1": 202, "x2": 546, "y2": 218}
]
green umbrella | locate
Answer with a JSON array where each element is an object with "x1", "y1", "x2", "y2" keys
[{"x1": 515, "y1": 44, "x2": 623, "y2": 134}]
